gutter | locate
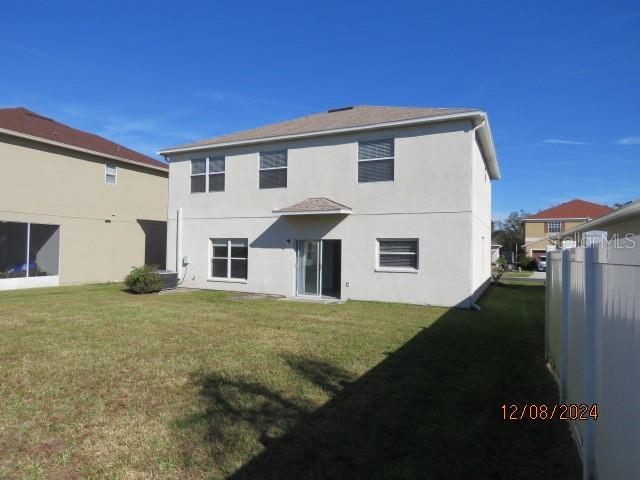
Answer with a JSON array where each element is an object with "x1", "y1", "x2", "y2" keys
[
  {"x1": 0, "y1": 127, "x2": 168, "y2": 173},
  {"x1": 158, "y1": 111, "x2": 501, "y2": 180}
]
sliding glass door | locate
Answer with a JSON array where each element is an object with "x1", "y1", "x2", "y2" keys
[{"x1": 296, "y1": 240, "x2": 321, "y2": 296}]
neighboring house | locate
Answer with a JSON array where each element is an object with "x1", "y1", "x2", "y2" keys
[
  {"x1": 491, "y1": 244, "x2": 502, "y2": 264},
  {"x1": 556, "y1": 199, "x2": 640, "y2": 244},
  {"x1": 0, "y1": 108, "x2": 168, "y2": 290},
  {"x1": 522, "y1": 199, "x2": 613, "y2": 258},
  {"x1": 159, "y1": 105, "x2": 500, "y2": 308}
]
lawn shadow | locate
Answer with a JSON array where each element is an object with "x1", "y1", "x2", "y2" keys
[{"x1": 180, "y1": 285, "x2": 580, "y2": 479}]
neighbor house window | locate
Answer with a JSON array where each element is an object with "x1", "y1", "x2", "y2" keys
[
  {"x1": 211, "y1": 238, "x2": 248, "y2": 280},
  {"x1": 105, "y1": 161, "x2": 117, "y2": 184},
  {"x1": 259, "y1": 150, "x2": 287, "y2": 189},
  {"x1": 377, "y1": 239, "x2": 418, "y2": 270},
  {"x1": 191, "y1": 158, "x2": 206, "y2": 193},
  {"x1": 358, "y1": 138, "x2": 394, "y2": 183},
  {"x1": 548, "y1": 221, "x2": 561, "y2": 233}
]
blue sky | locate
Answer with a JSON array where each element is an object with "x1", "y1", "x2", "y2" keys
[{"x1": 2, "y1": 0, "x2": 639, "y2": 220}]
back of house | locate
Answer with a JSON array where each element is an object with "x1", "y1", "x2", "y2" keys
[
  {"x1": 160, "y1": 105, "x2": 500, "y2": 308},
  {"x1": 0, "y1": 108, "x2": 168, "y2": 290}
]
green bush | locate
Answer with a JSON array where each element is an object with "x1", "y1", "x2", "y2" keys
[
  {"x1": 124, "y1": 265, "x2": 163, "y2": 294},
  {"x1": 519, "y1": 256, "x2": 537, "y2": 271}
]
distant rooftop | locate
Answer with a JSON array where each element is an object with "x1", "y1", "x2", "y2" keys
[
  {"x1": 525, "y1": 199, "x2": 613, "y2": 220},
  {"x1": 160, "y1": 105, "x2": 477, "y2": 152},
  {"x1": 0, "y1": 107, "x2": 167, "y2": 171}
]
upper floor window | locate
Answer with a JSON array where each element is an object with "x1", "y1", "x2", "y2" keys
[
  {"x1": 208, "y1": 157, "x2": 225, "y2": 192},
  {"x1": 358, "y1": 138, "x2": 394, "y2": 183},
  {"x1": 105, "y1": 161, "x2": 117, "y2": 184},
  {"x1": 548, "y1": 221, "x2": 561, "y2": 233},
  {"x1": 259, "y1": 150, "x2": 287, "y2": 189},
  {"x1": 191, "y1": 157, "x2": 225, "y2": 193}
]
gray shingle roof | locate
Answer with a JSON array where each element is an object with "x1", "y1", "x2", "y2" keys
[
  {"x1": 273, "y1": 197, "x2": 352, "y2": 214},
  {"x1": 162, "y1": 105, "x2": 476, "y2": 152}
]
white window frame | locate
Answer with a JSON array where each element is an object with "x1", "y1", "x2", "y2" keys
[
  {"x1": 358, "y1": 138, "x2": 395, "y2": 183},
  {"x1": 258, "y1": 150, "x2": 288, "y2": 189},
  {"x1": 548, "y1": 221, "x2": 561, "y2": 233},
  {"x1": 105, "y1": 161, "x2": 117, "y2": 184},
  {"x1": 208, "y1": 238, "x2": 248, "y2": 283},
  {"x1": 375, "y1": 238, "x2": 419, "y2": 273},
  {"x1": 191, "y1": 157, "x2": 225, "y2": 193}
]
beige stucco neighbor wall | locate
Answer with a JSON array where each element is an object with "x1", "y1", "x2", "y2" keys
[{"x1": 0, "y1": 134, "x2": 168, "y2": 285}]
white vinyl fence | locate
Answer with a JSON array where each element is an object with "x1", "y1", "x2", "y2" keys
[{"x1": 546, "y1": 236, "x2": 640, "y2": 480}]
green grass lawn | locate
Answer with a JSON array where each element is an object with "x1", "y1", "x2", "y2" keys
[
  {"x1": 0, "y1": 283, "x2": 580, "y2": 479},
  {"x1": 498, "y1": 270, "x2": 534, "y2": 278}
]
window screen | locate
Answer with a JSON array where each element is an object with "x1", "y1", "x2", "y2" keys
[
  {"x1": 378, "y1": 239, "x2": 418, "y2": 269},
  {"x1": 259, "y1": 150, "x2": 287, "y2": 189},
  {"x1": 358, "y1": 139, "x2": 394, "y2": 183}
]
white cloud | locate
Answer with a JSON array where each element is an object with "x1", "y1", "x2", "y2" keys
[
  {"x1": 616, "y1": 136, "x2": 640, "y2": 145},
  {"x1": 542, "y1": 138, "x2": 589, "y2": 145}
]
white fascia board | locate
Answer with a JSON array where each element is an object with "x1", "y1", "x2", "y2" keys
[{"x1": 0, "y1": 128, "x2": 168, "y2": 173}]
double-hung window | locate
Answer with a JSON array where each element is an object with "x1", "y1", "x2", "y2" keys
[
  {"x1": 548, "y1": 221, "x2": 561, "y2": 233},
  {"x1": 191, "y1": 157, "x2": 225, "y2": 193},
  {"x1": 259, "y1": 150, "x2": 287, "y2": 189},
  {"x1": 208, "y1": 157, "x2": 225, "y2": 192},
  {"x1": 211, "y1": 238, "x2": 248, "y2": 280},
  {"x1": 377, "y1": 239, "x2": 418, "y2": 270},
  {"x1": 358, "y1": 139, "x2": 394, "y2": 183},
  {"x1": 191, "y1": 158, "x2": 206, "y2": 192},
  {"x1": 105, "y1": 161, "x2": 117, "y2": 184}
]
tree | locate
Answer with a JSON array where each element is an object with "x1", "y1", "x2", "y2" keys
[{"x1": 493, "y1": 210, "x2": 530, "y2": 257}]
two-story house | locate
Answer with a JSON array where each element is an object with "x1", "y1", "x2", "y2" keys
[
  {"x1": 159, "y1": 106, "x2": 500, "y2": 308},
  {"x1": 0, "y1": 108, "x2": 168, "y2": 290},
  {"x1": 522, "y1": 199, "x2": 613, "y2": 258}
]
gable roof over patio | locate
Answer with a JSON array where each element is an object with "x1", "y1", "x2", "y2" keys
[{"x1": 273, "y1": 197, "x2": 352, "y2": 216}]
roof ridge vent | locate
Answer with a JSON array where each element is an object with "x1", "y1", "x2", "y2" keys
[{"x1": 327, "y1": 106, "x2": 354, "y2": 113}]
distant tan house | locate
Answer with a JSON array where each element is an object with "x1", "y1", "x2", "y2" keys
[
  {"x1": 522, "y1": 199, "x2": 613, "y2": 258},
  {"x1": 0, "y1": 108, "x2": 168, "y2": 290},
  {"x1": 557, "y1": 199, "x2": 640, "y2": 244}
]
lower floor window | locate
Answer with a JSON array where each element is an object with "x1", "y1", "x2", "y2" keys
[
  {"x1": 377, "y1": 239, "x2": 418, "y2": 270},
  {"x1": 211, "y1": 238, "x2": 248, "y2": 280}
]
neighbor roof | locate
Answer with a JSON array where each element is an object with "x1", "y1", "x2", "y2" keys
[
  {"x1": 273, "y1": 197, "x2": 352, "y2": 215},
  {"x1": 0, "y1": 107, "x2": 167, "y2": 171},
  {"x1": 556, "y1": 199, "x2": 640, "y2": 238},
  {"x1": 159, "y1": 105, "x2": 500, "y2": 180},
  {"x1": 525, "y1": 199, "x2": 613, "y2": 220}
]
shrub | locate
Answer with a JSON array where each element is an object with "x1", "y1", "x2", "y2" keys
[
  {"x1": 124, "y1": 265, "x2": 163, "y2": 294},
  {"x1": 519, "y1": 256, "x2": 537, "y2": 271}
]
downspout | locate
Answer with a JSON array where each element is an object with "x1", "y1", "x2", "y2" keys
[
  {"x1": 469, "y1": 119, "x2": 486, "y2": 310},
  {"x1": 176, "y1": 207, "x2": 183, "y2": 278}
]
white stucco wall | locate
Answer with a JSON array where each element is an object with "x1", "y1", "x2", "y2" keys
[
  {"x1": 166, "y1": 119, "x2": 494, "y2": 307},
  {"x1": 471, "y1": 134, "x2": 492, "y2": 300}
]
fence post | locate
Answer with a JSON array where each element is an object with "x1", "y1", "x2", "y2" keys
[
  {"x1": 560, "y1": 248, "x2": 570, "y2": 403},
  {"x1": 545, "y1": 258, "x2": 550, "y2": 363},
  {"x1": 582, "y1": 246, "x2": 597, "y2": 480}
]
